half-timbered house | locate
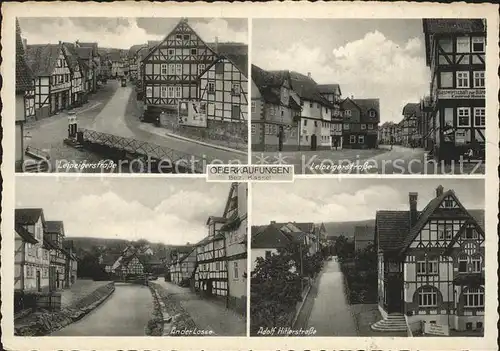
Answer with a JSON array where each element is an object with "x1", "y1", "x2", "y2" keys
[
  {"x1": 401, "y1": 103, "x2": 423, "y2": 148},
  {"x1": 197, "y1": 55, "x2": 248, "y2": 142},
  {"x1": 170, "y1": 248, "x2": 197, "y2": 285},
  {"x1": 15, "y1": 19, "x2": 35, "y2": 171},
  {"x1": 317, "y1": 84, "x2": 344, "y2": 149},
  {"x1": 75, "y1": 42, "x2": 99, "y2": 92},
  {"x1": 251, "y1": 66, "x2": 302, "y2": 151},
  {"x1": 423, "y1": 19, "x2": 486, "y2": 161},
  {"x1": 220, "y1": 182, "x2": 248, "y2": 314},
  {"x1": 116, "y1": 254, "x2": 144, "y2": 278},
  {"x1": 373, "y1": 185, "x2": 485, "y2": 333},
  {"x1": 45, "y1": 221, "x2": 68, "y2": 290},
  {"x1": 62, "y1": 43, "x2": 86, "y2": 107},
  {"x1": 26, "y1": 43, "x2": 72, "y2": 118},
  {"x1": 340, "y1": 98, "x2": 380, "y2": 149},
  {"x1": 15, "y1": 208, "x2": 51, "y2": 292},
  {"x1": 194, "y1": 216, "x2": 228, "y2": 299},
  {"x1": 290, "y1": 72, "x2": 336, "y2": 151},
  {"x1": 142, "y1": 18, "x2": 219, "y2": 118}
]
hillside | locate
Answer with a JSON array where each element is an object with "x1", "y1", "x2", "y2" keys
[{"x1": 323, "y1": 219, "x2": 375, "y2": 240}]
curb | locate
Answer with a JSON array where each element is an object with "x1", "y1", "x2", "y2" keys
[{"x1": 138, "y1": 124, "x2": 248, "y2": 156}]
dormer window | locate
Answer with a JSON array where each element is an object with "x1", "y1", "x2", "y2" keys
[
  {"x1": 472, "y1": 37, "x2": 485, "y2": 53},
  {"x1": 345, "y1": 110, "x2": 351, "y2": 117}
]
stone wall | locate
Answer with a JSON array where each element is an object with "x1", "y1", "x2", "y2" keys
[{"x1": 14, "y1": 282, "x2": 115, "y2": 336}]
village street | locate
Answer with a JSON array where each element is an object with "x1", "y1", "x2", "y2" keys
[
  {"x1": 51, "y1": 283, "x2": 154, "y2": 336},
  {"x1": 294, "y1": 258, "x2": 358, "y2": 336},
  {"x1": 155, "y1": 279, "x2": 246, "y2": 336},
  {"x1": 25, "y1": 80, "x2": 246, "y2": 172},
  {"x1": 252, "y1": 145, "x2": 484, "y2": 175}
]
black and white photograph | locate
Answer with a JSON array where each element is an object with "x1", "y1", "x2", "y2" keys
[
  {"x1": 15, "y1": 17, "x2": 248, "y2": 174},
  {"x1": 250, "y1": 179, "x2": 485, "y2": 337},
  {"x1": 250, "y1": 18, "x2": 487, "y2": 175},
  {"x1": 14, "y1": 177, "x2": 247, "y2": 336}
]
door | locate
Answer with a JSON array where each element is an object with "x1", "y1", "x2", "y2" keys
[
  {"x1": 36, "y1": 270, "x2": 41, "y2": 292},
  {"x1": 387, "y1": 276, "x2": 403, "y2": 313},
  {"x1": 310, "y1": 134, "x2": 317, "y2": 150}
]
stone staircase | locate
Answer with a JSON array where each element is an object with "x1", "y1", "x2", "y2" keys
[{"x1": 371, "y1": 313, "x2": 408, "y2": 333}]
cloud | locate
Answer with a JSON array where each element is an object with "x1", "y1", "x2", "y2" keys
[
  {"x1": 19, "y1": 17, "x2": 247, "y2": 50},
  {"x1": 253, "y1": 30, "x2": 430, "y2": 123}
]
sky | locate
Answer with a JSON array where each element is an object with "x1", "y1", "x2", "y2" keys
[
  {"x1": 252, "y1": 179, "x2": 485, "y2": 225},
  {"x1": 17, "y1": 17, "x2": 248, "y2": 50},
  {"x1": 252, "y1": 19, "x2": 431, "y2": 124},
  {"x1": 15, "y1": 177, "x2": 234, "y2": 246}
]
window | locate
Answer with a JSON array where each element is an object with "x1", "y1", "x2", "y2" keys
[
  {"x1": 368, "y1": 124, "x2": 374, "y2": 130},
  {"x1": 343, "y1": 123, "x2": 350, "y2": 130},
  {"x1": 417, "y1": 259, "x2": 438, "y2": 275},
  {"x1": 314, "y1": 121, "x2": 318, "y2": 127},
  {"x1": 175, "y1": 64, "x2": 182, "y2": 75},
  {"x1": 251, "y1": 123, "x2": 256, "y2": 135},
  {"x1": 160, "y1": 64, "x2": 168, "y2": 75},
  {"x1": 175, "y1": 86, "x2": 182, "y2": 98},
  {"x1": 444, "y1": 198, "x2": 453, "y2": 208},
  {"x1": 472, "y1": 37, "x2": 485, "y2": 53},
  {"x1": 464, "y1": 288, "x2": 484, "y2": 307},
  {"x1": 167, "y1": 48, "x2": 174, "y2": 56},
  {"x1": 345, "y1": 110, "x2": 352, "y2": 116},
  {"x1": 358, "y1": 135, "x2": 365, "y2": 144},
  {"x1": 207, "y1": 81, "x2": 215, "y2": 93},
  {"x1": 458, "y1": 254, "x2": 468, "y2": 273},
  {"x1": 369, "y1": 110, "x2": 376, "y2": 118},
  {"x1": 350, "y1": 135, "x2": 356, "y2": 143},
  {"x1": 168, "y1": 64, "x2": 175, "y2": 75},
  {"x1": 438, "y1": 224, "x2": 453, "y2": 240},
  {"x1": 251, "y1": 101, "x2": 256, "y2": 113},
  {"x1": 457, "y1": 107, "x2": 471, "y2": 127},
  {"x1": 303, "y1": 119, "x2": 308, "y2": 126},
  {"x1": 456, "y1": 37, "x2": 470, "y2": 53},
  {"x1": 198, "y1": 64, "x2": 205, "y2": 75},
  {"x1": 309, "y1": 102, "x2": 313, "y2": 108},
  {"x1": 456, "y1": 71, "x2": 469, "y2": 88},
  {"x1": 473, "y1": 71, "x2": 485, "y2": 88},
  {"x1": 175, "y1": 34, "x2": 183, "y2": 42},
  {"x1": 231, "y1": 83, "x2": 240, "y2": 96},
  {"x1": 183, "y1": 34, "x2": 190, "y2": 41},
  {"x1": 471, "y1": 255, "x2": 482, "y2": 272},
  {"x1": 440, "y1": 71, "x2": 453, "y2": 88},
  {"x1": 167, "y1": 86, "x2": 174, "y2": 98},
  {"x1": 361, "y1": 124, "x2": 367, "y2": 130},
  {"x1": 472, "y1": 107, "x2": 486, "y2": 127},
  {"x1": 233, "y1": 262, "x2": 239, "y2": 279},
  {"x1": 191, "y1": 48, "x2": 197, "y2": 55},
  {"x1": 418, "y1": 287, "x2": 438, "y2": 307},
  {"x1": 465, "y1": 227, "x2": 478, "y2": 239}
]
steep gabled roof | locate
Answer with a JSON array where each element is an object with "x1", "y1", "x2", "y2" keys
[
  {"x1": 143, "y1": 19, "x2": 216, "y2": 62},
  {"x1": 251, "y1": 224, "x2": 293, "y2": 249},
  {"x1": 15, "y1": 208, "x2": 45, "y2": 225},
  {"x1": 25, "y1": 44, "x2": 61, "y2": 77},
  {"x1": 317, "y1": 83, "x2": 341, "y2": 96},
  {"x1": 15, "y1": 224, "x2": 38, "y2": 244},
  {"x1": 289, "y1": 71, "x2": 333, "y2": 107},
  {"x1": 77, "y1": 42, "x2": 98, "y2": 55},
  {"x1": 353, "y1": 98, "x2": 380, "y2": 120},
  {"x1": 62, "y1": 42, "x2": 81, "y2": 73},
  {"x1": 375, "y1": 210, "x2": 412, "y2": 252},
  {"x1": 16, "y1": 19, "x2": 34, "y2": 93},
  {"x1": 207, "y1": 42, "x2": 248, "y2": 57},
  {"x1": 76, "y1": 47, "x2": 93, "y2": 60},
  {"x1": 128, "y1": 44, "x2": 145, "y2": 58},
  {"x1": 45, "y1": 221, "x2": 65, "y2": 234},
  {"x1": 402, "y1": 103, "x2": 421, "y2": 117}
]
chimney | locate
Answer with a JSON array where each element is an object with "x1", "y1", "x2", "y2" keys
[
  {"x1": 436, "y1": 185, "x2": 444, "y2": 197},
  {"x1": 214, "y1": 36, "x2": 219, "y2": 54},
  {"x1": 409, "y1": 192, "x2": 418, "y2": 226},
  {"x1": 307, "y1": 72, "x2": 311, "y2": 78},
  {"x1": 351, "y1": 95, "x2": 354, "y2": 99},
  {"x1": 270, "y1": 220, "x2": 276, "y2": 224},
  {"x1": 22, "y1": 38, "x2": 27, "y2": 51}
]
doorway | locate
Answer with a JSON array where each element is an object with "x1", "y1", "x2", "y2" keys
[
  {"x1": 36, "y1": 270, "x2": 41, "y2": 292},
  {"x1": 310, "y1": 134, "x2": 317, "y2": 151}
]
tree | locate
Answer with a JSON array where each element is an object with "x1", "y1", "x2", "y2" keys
[
  {"x1": 333, "y1": 235, "x2": 355, "y2": 262},
  {"x1": 250, "y1": 252, "x2": 302, "y2": 335}
]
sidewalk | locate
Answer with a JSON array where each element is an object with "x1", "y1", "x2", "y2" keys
[
  {"x1": 156, "y1": 279, "x2": 246, "y2": 336},
  {"x1": 138, "y1": 123, "x2": 247, "y2": 156},
  {"x1": 61, "y1": 279, "x2": 111, "y2": 308}
]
